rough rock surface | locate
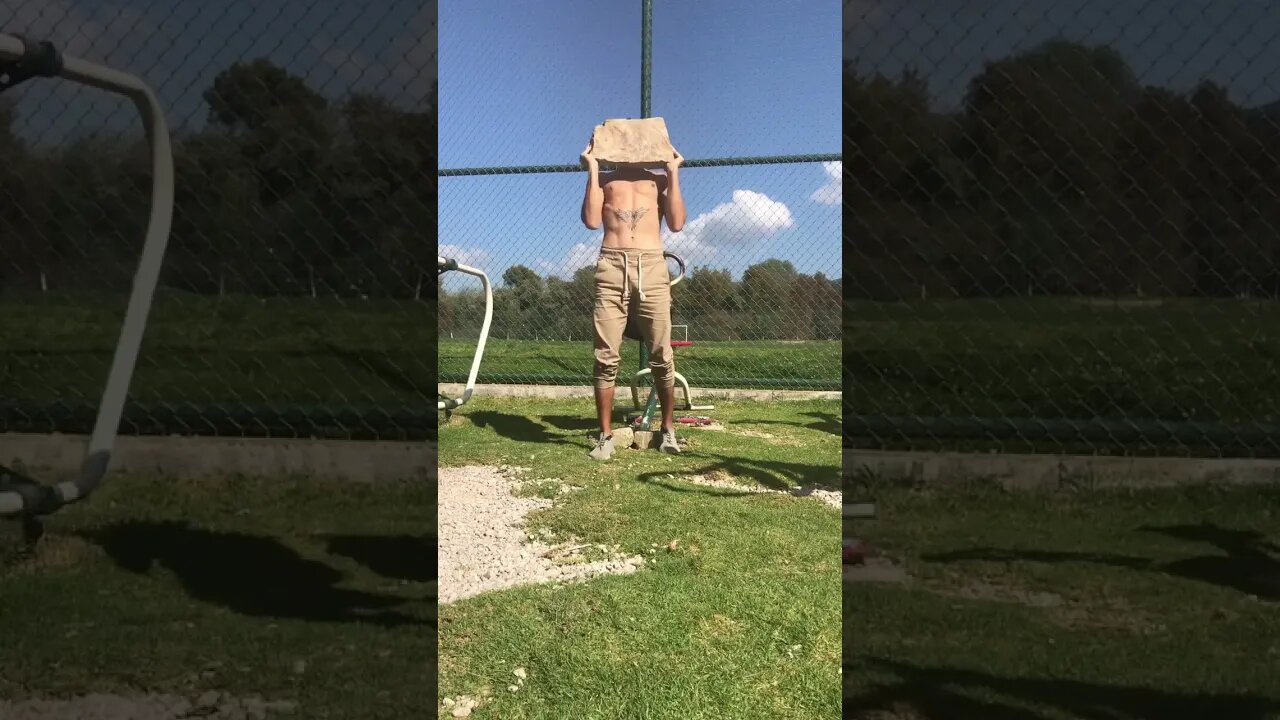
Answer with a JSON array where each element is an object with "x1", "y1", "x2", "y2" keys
[{"x1": 582, "y1": 117, "x2": 678, "y2": 167}]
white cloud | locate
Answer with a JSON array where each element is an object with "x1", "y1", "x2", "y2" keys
[
  {"x1": 664, "y1": 189, "x2": 793, "y2": 267},
  {"x1": 311, "y1": 38, "x2": 375, "y2": 89},
  {"x1": 1, "y1": 0, "x2": 155, "y2": 60},
  {"x1": 255, "y1": 4, "x2": 435, "y2": 122},
  {"x1": 536, "y1": 189, "x2": 794, "y2": 278},
  {"x1": 810, "y1": 161, "x2": 842, "y2": 205},
  {"x1": 2, "y1": 0, "x2": 195, "y2": 145},
  {"x1": 438, "y1": 244, "x2": 493, "y2": 270},
  {"x1": 536, "y1": 241, "x2": 599, "y2": 279},
  {"x1": 844, "y1": 2, "x2": 890, "y2": 58},
  {"x1": 388, "y1": 5, "x2": 436, "y2": 102},
  {"x1": 312, "y1": 4, "x2": 435, "y2": 104}
]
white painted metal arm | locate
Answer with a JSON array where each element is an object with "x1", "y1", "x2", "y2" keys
[
  {"x1": 438, "y1": 256, "x2": 493, "y2": 411},
  {"x1": 0, "y1": 34, "x2": 174, "y2": 516}
]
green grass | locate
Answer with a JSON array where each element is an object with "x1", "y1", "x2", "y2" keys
[
  {"x1": 438, "y1": 397, "x2": 842, "y2": 719},
  {"x1": 10, "y1": 292, "x2": 1277, "y2": 425},
  {"x1": 0, "y1": 292, "x2": 433, "y2": 409},
  {"x1": 844, "y1": 477, "x2": 1280, "y2": 719},
  {"x1": 0, "y1": 294, "x2": 837, "y2": 420},
  {"x1": 439, "y1": 339, "x2": 840, "y2": 389},
  {"x1": 847, "y1": 296, "x2": 1280, "y2": 424},
  {"x1": 0, "y1": 473, "x2": 436, "y2": 719}
]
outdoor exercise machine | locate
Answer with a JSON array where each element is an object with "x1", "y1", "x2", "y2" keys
[
  {"x1": 0, "y1": 34, "x2": 174, "y2": 520},
  {"x1": 843, "y1": 501, "x2": 877, "y2": 564},
  {"x1": 622, "y1": 251, "x2": 714, "y2": 433},
  {"x1": 437, "y1": 255, "x2": 494, "y2": 415}
]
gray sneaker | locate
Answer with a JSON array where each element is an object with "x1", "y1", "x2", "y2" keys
[
  {"x1": 588, "y1": 433, "x2": 615, "y2": 460},
  {"x1": 660, "y1": 428, "x2": 680, "y2": 454}
]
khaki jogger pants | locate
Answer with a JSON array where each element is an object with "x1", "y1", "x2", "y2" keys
[{"x1": 592, "y1": 247, "x2": 675, "y2": 390}]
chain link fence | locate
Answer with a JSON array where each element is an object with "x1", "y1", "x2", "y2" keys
[
  {"x1": 437, "y1": 0, "x2": 841, "y2": 391},
  {"x1": 1, "y1": 1, "x2": 436, "y2": 441},
  {"x1": 845, "y1": 1, "x2": 1280, "y2": 457}
]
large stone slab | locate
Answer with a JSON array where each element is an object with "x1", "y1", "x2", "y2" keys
[{"x1": 582, "y1": 117, "x2": 679, "y2": 168}]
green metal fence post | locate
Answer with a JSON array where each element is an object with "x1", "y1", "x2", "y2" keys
[
  {"x1": 635, "y1": 0, "x2": 656, "y2": 430},
  {"x1": 641, "y1": 0, "x2": 653, "y2": 119}
]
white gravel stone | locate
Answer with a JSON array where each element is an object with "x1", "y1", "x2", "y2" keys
[
  {"x1": 0, "y1": 693, "x2": 298, "y2": 720},
  {"x1": 438, "y1": 465, "x2": 647, "y2": 604},
  {"x1": 679, "y1": 474, "x2": 842, "y2": 509}
]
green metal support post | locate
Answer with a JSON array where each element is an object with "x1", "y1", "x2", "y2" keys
[
  {"x1": 640, "y1": 0, "x2": 652, "y2": 119},
  {"x1": 636, "y1": 0, "x2": 659, "y2": 431}
]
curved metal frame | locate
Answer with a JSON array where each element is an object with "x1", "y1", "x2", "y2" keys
[
  {"x1": 0, "y1": 34, "x2": 174, "y2": 517},
  {"x1": 625, "y1": 252, "x2": 714, "y2": 416},
  {"x1": 664, "y1": 251, "x2": 686, "y2": 289},
  {"x1": 438, "y1": 256, "x2": 493, "y2": 411}
]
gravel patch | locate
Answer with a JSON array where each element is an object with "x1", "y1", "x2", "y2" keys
[
  {"x1": 439, "y1": 465, "x2": 646, "y2": 605},
  {"x1": 676, "y1": 473, "x2": 842, "y2": 510},
  {"x1": 0, "y1": 691, "x2": 297, "y2": 719}
]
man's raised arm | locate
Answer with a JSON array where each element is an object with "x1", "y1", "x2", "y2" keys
[
  {"x1": 581, "y1": 153, "x2": 603, "y2": 230},
  {"x1": 663, "y1": 151, "x2": 686, "y2": 232}
]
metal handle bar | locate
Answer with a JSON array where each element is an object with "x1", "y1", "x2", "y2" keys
[
  {"x1": 664, "y1": 251, "x2": 685, "y2": 287},
  {"x1": 437, "y1": 256, "x2": 493, "y2": 410},
  {"x1": 0, "y1": 34, "x2": 174, "y2": 516}
]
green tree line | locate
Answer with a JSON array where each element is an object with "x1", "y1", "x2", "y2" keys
[
  {"x1": 0, "y1": 59, "x2": 435, "y2": 299},
  {"x1": 847, "y1": 39, "x2": 1280, "y2": 300},
  {"x1": 438, "y1": 260, "x2": 841, "y2": 342},
  {"x1": 11, "y1": 38, "x2": 1265, "y2": 310}
]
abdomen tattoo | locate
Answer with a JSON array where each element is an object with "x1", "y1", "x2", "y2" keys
[{"x1": 612, "y1": 207, "x2": 649, "y2": 241}]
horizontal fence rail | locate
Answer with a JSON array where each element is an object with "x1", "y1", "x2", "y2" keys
[
  {"x1": 438, "y1": 153, "x2": 842, "y2": 392},
  {"x1": 844, "y1": 3, "x2": 1280, "y2": 458}
]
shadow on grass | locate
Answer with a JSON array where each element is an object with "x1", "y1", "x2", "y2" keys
[
  {"x1": 462, "y1": 411, "x2": 574, "y2": 446},
  {"x1": 322, "y1": 534, "x2": 435, "y2": 584},
  {"x1": 81, "y1": 520, "x2": 423, "y2": 626},
  {"x1": 633, "y1": 465, "x2": 759, "y2": 499},
  {"x1": 635, "y1": 452, "x2": 841, "y2": 496},
  {"x1": 922, "y1": 522, "x2": 1280, "y2": 601},
  {"x1": 318, "y1": 343, "x2": 430, "y2": 398},
  {"x1": 540, "y1": 414, "x2": 599, "y2": 432},
  {"x1": 536, "y1": 356, "x2": 588, "y2": 377},
  {"x1": 749, "y1": 411, "x2": 842, "y2": 437},
  {"x1": 845, "y1": 657, "x2": 1280, "y2": 719}
]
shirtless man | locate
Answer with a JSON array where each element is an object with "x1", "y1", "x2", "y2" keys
[{"x1": 580, "y1": 144, "x2": 687, "y2": 460}]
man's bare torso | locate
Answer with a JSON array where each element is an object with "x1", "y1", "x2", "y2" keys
[{"x1": 601, "y1": 168, "x2": 667, "y2": 250}]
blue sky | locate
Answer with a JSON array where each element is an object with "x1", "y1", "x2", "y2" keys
[
  {"x1": 845, "y1": 0, "x2": 1280, "y2": 111},
  {"x1": 437, "y1": 0, "x2": 843, "y2": 285},
  {"x1": 2, "y1": 0, "x2": 434, "y2": 140}
]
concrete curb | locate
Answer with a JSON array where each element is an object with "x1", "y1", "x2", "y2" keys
[
  {"x1": 439, "y1": 383, "x2": 840, "y2": 402},
  {"x1": 11, "y1": 433, "x2": 1276, "y2": 490},
  {"x1": 1, "y1": 433, "x2": 432, "y2": 483},
  {"x1": 845, "y1": 449, "x2": 1280, "y2": 489}
]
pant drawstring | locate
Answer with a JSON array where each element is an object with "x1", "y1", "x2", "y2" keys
[
  {"x1": 619, "y1": 252, "x2": 646, "y2": 302},
  {"x1": 622, "y1": 252, "x2": 630, "y2": 300}
]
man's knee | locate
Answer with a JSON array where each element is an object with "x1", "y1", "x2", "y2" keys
[
  {"x1": 648, "y1": 351, "x2": 675, "y2": 388},
  {"x1": 594, "y1": 358, "x2": 620, "y2": 388}
]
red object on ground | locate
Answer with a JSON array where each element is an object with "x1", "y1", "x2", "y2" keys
[
  {"x1": 843, "y1": 538, "x2": 873, "y2": 565},
  {"x1": 671, "y1": 340, "x2": 693, "y2": 348},
  {"x1": 675, "y1": 416, "x2": 713, "y2": 426}
]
